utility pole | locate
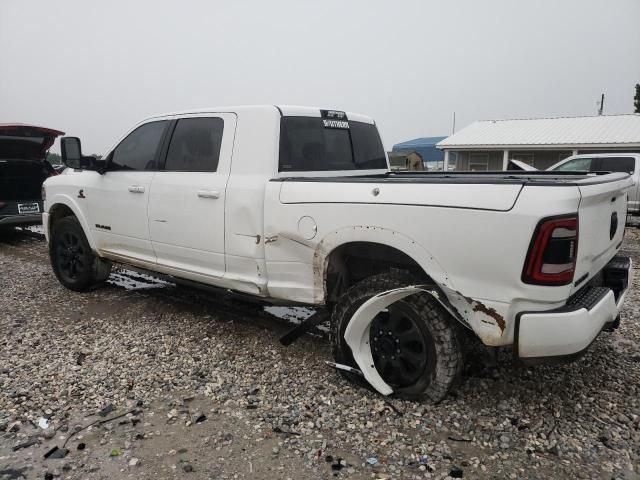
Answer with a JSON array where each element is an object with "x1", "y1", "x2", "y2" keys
[{"x1": 597, "y1": 93, "x2": 605, "y2": 115}]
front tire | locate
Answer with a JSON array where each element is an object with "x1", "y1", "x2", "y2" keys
[
  {"x1": 330, "y1": 271, "x2": 463, "y2": 402},
  {"x1": 50, "y1": 216, "x2": 112, "y2": 291}
]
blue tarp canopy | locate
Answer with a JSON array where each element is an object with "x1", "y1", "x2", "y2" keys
[{"x1": 392, "y1": 136, "x2": 447, "y2": 163}]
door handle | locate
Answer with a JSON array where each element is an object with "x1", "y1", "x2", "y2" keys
[
  {"x1": 197, "y1": 190, "x2": 221, "y2": 199},
  {"x1": 128, "y1": 185, "x2": 145, "y2": 193}
]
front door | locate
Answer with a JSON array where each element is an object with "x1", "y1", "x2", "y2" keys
[
  {"x1": 148, "y1": 113, "x2": 236, "y2": 278},
  {"x1": 87, "y1": 120, "x2": 169, "y2": 264}
]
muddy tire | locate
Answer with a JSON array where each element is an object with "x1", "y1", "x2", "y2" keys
[
  {"x1": 50, "y1": 216, "x2": 112, "y2": 292},
  {"x1": 330, "y1": 271, "x2": 463, "y2": 402}
]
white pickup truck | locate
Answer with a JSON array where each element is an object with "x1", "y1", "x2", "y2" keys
[{"x1": 43, "y1": 106, "x2": 633, "y2": 401}]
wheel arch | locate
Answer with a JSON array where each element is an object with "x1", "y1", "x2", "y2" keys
[
  {"x1": 47, "y1": 195, "x2": 97, "y2": 251},
  {"x1": 315, "y1": 226, "x2": 454, "y2": 304}
]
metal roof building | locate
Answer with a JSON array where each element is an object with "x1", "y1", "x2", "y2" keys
[{"x1": 437, "y1": 114, "x2": 640, "y2": 171}]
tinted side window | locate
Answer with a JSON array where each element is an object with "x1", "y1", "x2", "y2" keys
[
  {"x1": 554, "y1": 158, "x2": 592, "y2": 171},
  {"x1": 110, "y1": 121, "x2": 168, "y2": 171},
  {"x1": 164, "y1": 117, "x2": 224, "y2": 172},
  {"x1": 597, "y1": 157, "x2": 635, "y2": 174}
]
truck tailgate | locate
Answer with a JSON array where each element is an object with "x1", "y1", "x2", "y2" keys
[{"x1": 573, "y1": 174, "x2": 633, "y2": 293}]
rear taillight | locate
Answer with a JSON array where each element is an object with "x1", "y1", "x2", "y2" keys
[{"x1": 522, "y1": 214, "x2": 579, "y2": 286}]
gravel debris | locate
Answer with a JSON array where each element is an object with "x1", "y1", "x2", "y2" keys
[{"x1": 1, "y1": 226, "x2": 640, "y2": 479}]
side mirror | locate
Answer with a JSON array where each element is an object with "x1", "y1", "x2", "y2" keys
[
  {"x1": 61, "y1": 137, "x2": 83, "y2": 169},
  {"x1": 61, "y1": 137, "x2": 102, "y2": 172}
]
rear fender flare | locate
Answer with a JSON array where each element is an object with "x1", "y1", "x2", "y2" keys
[{"x1": 313, "y1": 226, "x2": 454, "y2": 302}]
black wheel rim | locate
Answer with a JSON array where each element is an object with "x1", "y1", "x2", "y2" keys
[
  {"x1": 368, "y1": 302, "x2": 432, "y2": 388},
  {"x1": 56, "y1": 231, "x2": 86, "y2": 280}
]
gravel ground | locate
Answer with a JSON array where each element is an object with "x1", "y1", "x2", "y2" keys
[{"x1": 1, "y1": 227, "x2": 640, "y2": 480}]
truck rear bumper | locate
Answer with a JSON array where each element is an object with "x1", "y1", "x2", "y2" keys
[
  {"x1": 0, "y1": 200, "x2": 44, "y2": 227},
  {"x1": 0, "y1": 213, "x2": 42, "y2": 226},
  {"x1": 516, "y1": 256, "x2": 632, "y2": 364}
]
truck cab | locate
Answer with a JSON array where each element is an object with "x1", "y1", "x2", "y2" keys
[{"x1": 44, "y1": 106, "x2": 386, "y2": 296}]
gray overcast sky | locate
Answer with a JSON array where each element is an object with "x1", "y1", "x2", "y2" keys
[{"x1": 1, "y1": 0, "x2": 639, "y2": 153}]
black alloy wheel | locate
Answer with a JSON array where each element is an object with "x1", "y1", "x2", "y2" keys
[
  {"x1": 55, "y1": 230, "x2": 87, "y2": 282},
  {"x1": 50, "y1": 216, "x2": 111, "y2": 291},
  {"x1": 369, "y1": 303, "x2": 435, "y2": 387},
  {"x1": 331, "y1": 271, "x2": 463, "y2": 402}
]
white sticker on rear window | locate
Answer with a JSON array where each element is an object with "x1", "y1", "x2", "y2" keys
[{"x1": 322, "y1": 119, "x2": 349, "y2": 129}]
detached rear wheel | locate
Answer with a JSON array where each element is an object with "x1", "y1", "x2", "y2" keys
[
  {"x1": 331, "y1": 271, "x2": 462, "y2": 402},
  {"x1": 50, "y1": 216, "x2": 111, "y2": 291}
]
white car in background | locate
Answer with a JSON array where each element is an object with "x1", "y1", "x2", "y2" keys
[{"x1": 548, "y1": 153, "x2": 640, "y2": 214}]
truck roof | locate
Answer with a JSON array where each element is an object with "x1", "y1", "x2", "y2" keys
[{"x1": 144, "y1": 105, "x2": 375, "y2": 124}]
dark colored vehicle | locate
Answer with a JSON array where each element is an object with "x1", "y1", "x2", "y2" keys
[{"x1": 0, "y1": 124, "x2": 64, "y2": 227}]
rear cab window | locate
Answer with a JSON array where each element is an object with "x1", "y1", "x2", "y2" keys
[{"x1": 278, "y1": 111, "x2": 387, "y2": 172}]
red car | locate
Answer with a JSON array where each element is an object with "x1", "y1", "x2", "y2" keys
[{"x1": 0, "y1": 124, "x2": 64, "y2": 227}]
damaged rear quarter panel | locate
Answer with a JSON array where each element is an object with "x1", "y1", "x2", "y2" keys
[
  {"x1": 311, "y1": 228, "x2": 511, "y2": 345},
  {"x1": 264, "y1": 202, "x2": 516, "y2": 345},
  {"x1": 439, "y1": 287, "x2": 511, "y2": 346},
  {"x1": 264, "y1": 182, "x2": 580, "y2": 346}
]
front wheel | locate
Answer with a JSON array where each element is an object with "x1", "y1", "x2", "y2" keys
[
  {"x1": 50, "y1": 216, "x2": 112, "y2": 291},
  {"x1": 330, "y1": 271, "x2": 463, "y2": 402}
]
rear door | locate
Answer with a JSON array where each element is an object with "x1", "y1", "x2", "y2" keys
[
  {"x1": 147, "y1": 113, "x2": 236, "y2": 278},
  {"x1": 87, "y1": 120, "x2": 169, "y2": 263}
]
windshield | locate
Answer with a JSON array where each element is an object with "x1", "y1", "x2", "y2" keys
[{"x1": 278, "y1": 116, "x2": 387, "y2": 172}]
